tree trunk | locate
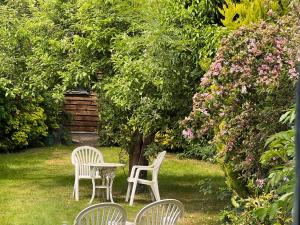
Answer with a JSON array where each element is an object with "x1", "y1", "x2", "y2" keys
[{"x1": 128, "y1": 131, "x2": 155, "y2": 180}]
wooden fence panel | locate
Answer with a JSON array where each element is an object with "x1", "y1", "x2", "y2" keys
[{"x1": 64, "y1": 92, "x2": 99, "y2": 133}]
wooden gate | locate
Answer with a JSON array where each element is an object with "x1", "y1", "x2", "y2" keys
[{"x1": 64, "y1": 91, "x2": 99, "y2": 133}]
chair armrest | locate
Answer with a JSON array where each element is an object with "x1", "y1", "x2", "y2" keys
[{"x1": 129, "y1": 165, "x2": 154, "y2": 179}]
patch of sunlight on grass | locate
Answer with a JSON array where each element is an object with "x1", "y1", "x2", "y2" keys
[{"x1": 0, "y1": 145, "x2": 228, "y2": 225}]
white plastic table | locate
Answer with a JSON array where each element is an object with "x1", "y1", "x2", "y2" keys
[{"x1": 88, "y1": 163, "x2": 125, "y2": 204}]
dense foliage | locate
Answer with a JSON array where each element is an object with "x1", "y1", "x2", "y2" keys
[
  {"x1": 184, "y1": 13, "x2": 299, "y2": 196},
  {"x1": 0, "y1": 0, "x2": 132, "y2": 151},
  {"x1": 0, "y1": 3, "x2": 57, "y2": 151},
  {"x1": 220, "y1": 109, "x2": 296, "y2": 224},
  {"x1": 0, "y1": 0, "x2": 225, "y2": 154}
]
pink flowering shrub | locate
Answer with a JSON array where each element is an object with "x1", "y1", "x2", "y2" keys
[{"x1": 183, "y1": 14, "x2": 300, "y2": 196}]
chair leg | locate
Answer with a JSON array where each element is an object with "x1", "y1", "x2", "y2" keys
[
  {"x1": 95, "y1": 179, "x2": 99, "y2": 197},
  {"x1": 73, "y1": 181, "x2": 76, "y2": 198},
  {"x1": 129, "y1": 181, "x2": 138, "y2": 206},
  {"x1": 75, "y1": 179, "x2": 79, "y2": 201},
  {"x1": 101, "y1": 178, "x2": 105, "y2": 199},
  {"x1": 149, "y1": 186, "x2": 155, "y2": 201},
  {"x1": 106, "y1": 187, "x2": 110, "y2": 201},
  {"x1": 152, "y1": 182, "x2": 160, "y2": 201},
  {"x1": 125, "y1": 182, "x2": 132, "y2": 202}
]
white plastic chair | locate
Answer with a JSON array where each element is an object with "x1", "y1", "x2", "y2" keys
[
  {"x1": 125, "y1": 151, "x2": 166, "y2": 206},
  {"x1": 134, "y1": 199, "x2": 184, "y2": 225},
  {"x1": 73, "y1": 203, "x2": 127, "y2": 225},
  {"x1": 71, "y1": 146, "x2": 104, "y2": 201}
]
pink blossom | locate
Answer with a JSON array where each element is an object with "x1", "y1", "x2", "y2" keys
[
  {"x1": 200, "y1": 108, "x2": 209, "y2": 116},
  {"x1": 289, "y1": 68, "x2": 298, "y2": 80},
  {"x1": 211, "y1": 62, "x2": 223, "y2": 76},
  {"x1": 182, "y1": 128, "x2": 194, "y2": 139},
  {"x1": 247, "y1": 38, "x2": 262, "y2": 56},
  {"x1": 271, "y1": 69, "x2": 278, "y2": 75},
  {"x1": 216, "y1": 90, "x2": 223, "y2": 96},
  {"x1": 243, "y1": 66, "x2": 251, "y2": 75},
  {"x1": 230, "y1": 64, "x2": 241, "y2": 73},
  {"x1": 275, "y1": 37, "x2": 285, "y2": 49},
  {"x1": 267, "y1": 9, "x2": 274, "y2": 17},
  {"x1": 200, "y1": 76, "x2": 210, "y2": 86},
  {"x1": 201, "y1": 93, "x2": 214, "y2": 101},
  {"x1": 258, "y1": 69, "x2": 265, "y2": 76},
  {"x1": 256, "y1": 178, "x2": 266, "y2": 189},
  {"x1": 288, "y1": 60, "x2": 294, "y2": 66},
  {"x1": 261, "y1": 64, "x2": 269, "y2": 71},
  {"x1": 265, "y1": 55, "x2": 274, "y2": 63}
]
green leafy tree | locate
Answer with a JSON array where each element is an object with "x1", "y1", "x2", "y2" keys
[{"x1": 101, "y1": 0, "x2": 224, "y2": 171}]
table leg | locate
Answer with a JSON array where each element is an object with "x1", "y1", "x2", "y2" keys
[
  {"x1": 106, "y1": 176, "x2": 110, "y2": 201},
  {"x1": 89, "y1": 178, "x2": 96, "y2": 204},
  {"x1": 109, "y1": 176, "x2": 115, "y2": 203},
  {"x1": 104, "y1": 168, "x2": 116, "y2": 203}
]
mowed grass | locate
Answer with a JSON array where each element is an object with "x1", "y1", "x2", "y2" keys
[{"x1": 0, "y1": 145, "x2": 228, "y2": 225}]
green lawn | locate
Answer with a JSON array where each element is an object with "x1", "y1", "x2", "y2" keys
[{"x1": 0, "y1": 145, "x2": 228, "y2": 225}]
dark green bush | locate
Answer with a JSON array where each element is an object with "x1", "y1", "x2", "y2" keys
[
  {"x1": 0, "y1": 2, "x2": 66, "y2": 151},
  {"x1": 0, "y1": 92, "x2": 47, "y2": 152}
]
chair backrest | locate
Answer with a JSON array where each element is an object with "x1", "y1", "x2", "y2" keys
[
  {"x1": 71, "y1": 146, "x2": 104, "y2": 177},
  {"x1": 72, "y1": 146, "x2": 104, "y2": 165},
  {"x1": 152, "y1": 151, "x2": 166, "y2": 180},
  {"x1": 134, "y1": 199, "x2": 184, "y2": 225},
  {"x1": 73, "y1": 203, "x2": 127, "y2": 225}
]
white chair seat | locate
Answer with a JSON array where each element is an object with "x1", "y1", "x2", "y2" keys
[
  {"x1": 136, "y1": 179, "x2": 153, "y2": 185},
  {"x1": 80, "y1": 175, "x2": 102, "y2": 179}
]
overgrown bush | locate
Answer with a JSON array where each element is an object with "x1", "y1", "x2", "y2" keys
[
  {"x1": 0, "y1": 92, "x2": 48, "y2": 151},
  {"x1": 183, "y1": 14, "x2": 300, "y2": 196},
  {"x1": 0, "y1": 2, "x2": 67, "y2": 151},
  {"x1": 220, "y1": 108, "x2": 295, "y2": 224}
]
